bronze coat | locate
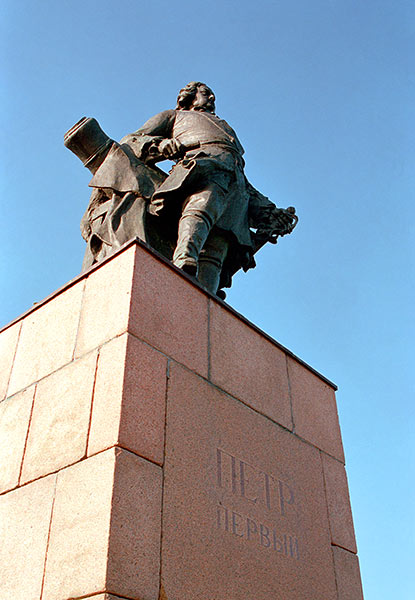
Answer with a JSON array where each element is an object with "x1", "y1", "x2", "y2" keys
[{"x1": 123, "y1": 109, "x2": 274, "y2": 249}]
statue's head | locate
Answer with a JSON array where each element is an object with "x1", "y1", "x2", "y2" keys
[{"x1": 176, "y1": 82, "x2": 216, "y2": 114}]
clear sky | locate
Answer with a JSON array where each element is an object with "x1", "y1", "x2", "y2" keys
[{"x1": 1, "y1": 1, "x2": 414, "y2": 597}]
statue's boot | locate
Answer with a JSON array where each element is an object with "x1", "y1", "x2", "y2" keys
[
  {"x1": 197, "y1": 256, "x2": 222, "y2": 294},
  {"x1": 198, "y1": 229, "x2": 229, "y2": 294},
  {"x1": 172, "y1": 213, "x2": 211, "y2": 277},
  {"x1": 173, "y1": 184, "x2": 229, "y2": 291}
]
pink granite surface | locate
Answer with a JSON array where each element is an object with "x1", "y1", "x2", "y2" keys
[
  {"x1": 209, "y1": 301, "x2": 292, "y2": 429},
  {"x1": 161, "y1": 363, "x2": 338, "y2": 600},
  {"x1": 0, "y1": 241, "x2": 362, "y2": 599}
]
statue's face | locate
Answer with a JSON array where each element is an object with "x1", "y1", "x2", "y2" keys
[{"x1": 190, "y1": 85, "x2": 216, "y2": 113}]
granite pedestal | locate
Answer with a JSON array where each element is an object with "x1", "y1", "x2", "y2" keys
[{"x1": 0, "y1": 240, "x2": 363, "y2": 599}]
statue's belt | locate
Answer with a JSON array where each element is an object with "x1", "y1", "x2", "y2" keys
[
  {"x1": 178, "y1": 141, "x2": 243, "y2": 168},
  {"x1": 181, "y1": 140, "x2": 240, "y2": 153}
]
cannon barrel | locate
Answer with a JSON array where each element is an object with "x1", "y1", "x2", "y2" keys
[{"x1": 64, "y1": 117, "x2": 115, "y2": 175}]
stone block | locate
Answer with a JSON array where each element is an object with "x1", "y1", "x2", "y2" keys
[
  {"x1": 332, "y1": 546, "x2": 364, "y2": 600},
  {"x1": 288, "y1": 357, "x2": 344, "y2": 461},
  {"x1": 0, "y1": 474, "x2": 56, "y2": 600},
  {"x1": 0, "y1": 321, "x2": 21, "y2": 400},
  {"x1": 209, "y1": 302, "x2": 292, "y2": 429},
  {"x1": 0, "y1": 386, "x2": 34, "y2": 493},
  {"x1": 160, "y1": 363, "x2": 337, "y2": 600},
  {"x1": 322, "y1": 452, "x2": 357, "y2": 553},
  {"x1": 42, "y1": 451, "x2": 115, "y2": 600},
  {"x1": 107, "y1": 448, "x2": 163, "y2": 600},
  {"x1": 86, "y1": 334, "x2": 125, "y2": 456},
  {"x1": 129, "y1": 246, "x2": 209, "y2": 377},
  {"x1": 42, "y1": 448, "x2": 162, "y2": 600},
  {"x1": 88, "y1": 333, "x2": 167, "y2": 465},
  {"x1": 81, "y1": 596, "x2": 131, "y2": 600},
  {"x1": 20, "y1": 351, "x2": 98, "y2": 483},
  {"x1": 7, "y1": 282, "x2": 84, "y2": 397},
  {"x1": 75, "y1": 245, "x2": 136, "y2": 357}
]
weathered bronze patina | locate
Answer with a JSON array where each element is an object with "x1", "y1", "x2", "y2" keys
[{"x1": 65, "y1": 82, "x2": 297, "y2": 297}]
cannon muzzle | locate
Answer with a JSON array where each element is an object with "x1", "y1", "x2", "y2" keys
[{"x1": 64, "y1": 117, "x2": 114, "y2": 174}]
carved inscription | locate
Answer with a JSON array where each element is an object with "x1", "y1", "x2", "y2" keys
[
  {"x1": 216, "y1": 448, "x2": 295, "y2": 515},
  {"x1": 217, "y1": 505, "x2": 299, "y2": 558},
  {"x1": 215, "y1": 448, "x2": 300, "y2": 560}
]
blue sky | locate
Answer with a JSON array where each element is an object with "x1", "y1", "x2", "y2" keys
[{"x1": 1, "y1": 1, "x2": 414, "y2": 597}]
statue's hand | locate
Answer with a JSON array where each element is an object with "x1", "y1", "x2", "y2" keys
[
  {"x1": 158, "y1": 138, "x2": 183, "y2": 159},
  {"x1": 254, "y1": 206, "x2": 298, "y2": 244}
]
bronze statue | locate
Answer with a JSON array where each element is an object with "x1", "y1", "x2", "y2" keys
[{"x1": 64, "y1": 82, "x2": 297, "y2": 298}]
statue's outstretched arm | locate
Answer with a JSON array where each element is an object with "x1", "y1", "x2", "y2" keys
[
  {"x1": 120, "y1": 109, "x2": 179, "y2": 163},
  {"x1": 246, "y1": 180, "x2": 275, "y2": 224}
]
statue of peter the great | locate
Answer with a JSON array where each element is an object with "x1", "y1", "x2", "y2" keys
[{"x1": 65, "y1": 82, "x2": 297, "y2": 296}]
